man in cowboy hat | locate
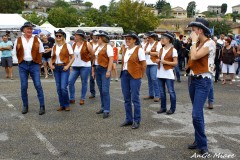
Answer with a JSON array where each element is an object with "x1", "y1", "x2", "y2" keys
[
  {"x1": 12, "y1": 22, "x2": 46, "y2": 115},
  {"x1": 186, "y1": 18, "x2": 215, "y2": 155}
]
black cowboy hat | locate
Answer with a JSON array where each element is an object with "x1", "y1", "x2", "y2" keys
[
  {"x1": 95, "y1": 30, "x2": 110, "y2": 41},
  {"x1": 54, "y1": 29, "x2": 66, "y2": 39},
  {"x1": 73, "y1": 29, "x2": 85, "y2": 37},
  {"x1": 20, "y1": 22, "x2": 36, "y2": 32},
  {"x1": 161, "y1": 31, "x2": 175, "y2": 43},
  {"x1": 90, "y1": 30, "x2": 98, "y2": 36},
  {"x1": 146, "y1": 31, "x2": 158, "y2": 38},
  {"x1": 187, "y1": 18, "x2": 211, "y2": 35},
  {"x1": 123, "y1": 31, "x2": 140, "y2": 45}
]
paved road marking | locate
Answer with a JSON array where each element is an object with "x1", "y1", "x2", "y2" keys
[
  {"x1": 0, "y1": 132, "x2": 8, "y2": 141},
  {"x1": 31, "y1": 127, "x2": 60, "y2": 156},
  {"x1": 105, "y1": 140, "x2": 165, "y2": 155},
  {"x1": 0, "y1": 95, "x2": 60, "y2": 157},
  {"x1": 112, "y1": 97, "x2": 240, "y2": 155}
]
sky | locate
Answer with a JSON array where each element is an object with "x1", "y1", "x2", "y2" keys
[{"x1": 68, "y1": 0, "x2": 240, "y2": 13}]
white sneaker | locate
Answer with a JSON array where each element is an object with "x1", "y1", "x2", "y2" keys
[
  {"x1": 232, "y1": 79, "x2": 236, "y2": 82},
  {"x1": 235, "y1": 76, "x2": 240, "y2": 79}
]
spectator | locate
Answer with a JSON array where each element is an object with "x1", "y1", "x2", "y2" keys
[
  {"x1": 183, "y1": 37, "x2": 192, "y2": 69},
  {"x1": 213, "y1": 36, "x2": 223, "y2": 82},
  {"x1": 47, "y1": 33, "x2": 55, "y2": 45},
  {"x1": 42, "y1": 35, "x2": 53, "y2": 79},
  {"x1": 221, "y1": 38, "x2": 237, "y2": 85},
  {"x1": 39, "y1": 32, "x2": 45, "y2": 42},
  {"x1": 228, "y1": 35, "x2": 238, "y2": 48},
  {"x1": 68, "y1": 36, "x2": 75, "y2": 46},
  {"x1": 217, "y1": 34, "x2": 225, "y2": 46},
  {"x1": 110, "y1": 41, "x2": 119, "y2": 81},
  {"x1": 173, "y1": 35, "x2": 181, "y2": 82},
  {"x1": 235, "y1": 45, "x2": 240, "y2": 79},
  {"x1": 0, "y1": 35, "x2": 14, "y2": 79}
]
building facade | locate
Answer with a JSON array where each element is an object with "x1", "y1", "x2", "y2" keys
[
  {"x1": 171, "y1": 7, "x2": 187, "y2": 19},
  {"x1": 232, "y1": 4, "x2": 240, "y2": 14},
  {"x1": 207, "y1": 5, "x2": 221, "y2": 14}
]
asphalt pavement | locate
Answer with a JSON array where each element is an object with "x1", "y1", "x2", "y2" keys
[{"x1": 0, "y1": 65, "x2": 239, "y2": 160}]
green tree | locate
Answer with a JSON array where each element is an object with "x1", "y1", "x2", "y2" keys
[
  {"x1": 186, "y1": 1, "x2": 196, "y2": 18},
  {"x1": 48, "y1": 7, "x2": 79, "y2": 27},
  {"x1": 221, "y1": 3, "x2": 227, "y2": 14},
  {"x1": 232, "y1": 11, "x2": 238, "y2": 22},
  {"x1": 99, "y1": 5, "x2": 108, "y2": 13},
  {"x1": 22, "y1": 11, "x2": 46, "y2": 25},
  {"x1": 0, "y1": 0, "x2": 24, "y2": 13},
  {"x1": 202, "y1": 11, "x2": 217, "y2": 18},
  {"x1": 114, "y1": 0, "x2": 159, "y2": 33},
  {"x1": 84, "y1": 2, "x2": 93, "y2": 8},
  {"x1": 155, "y1": 0, "x2": 168, "y2": 14},
  {"x1": 209, "y1": 20, "x2": 231, "y2": 36},
  {"x1": 79, "y1": 8, "x2": 101, "y2": 26},
  {"x1": 159, "y1": 3, "x2": 172, "y2": 18},
  {"x1": 54, "y1": 0, "x2": 71, "y2": 8}
]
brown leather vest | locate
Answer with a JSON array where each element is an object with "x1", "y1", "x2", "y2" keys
[
  {"x1": 16, "y1": 36, "x2": 41, "y2": 64},
  {"x1": 94, "y1": 44, "x2": 109, "y2": 68},
  {"x1": 158, "y1": 47, "x2": 174, "y2": 70},
  {"x1": 51, "y1": 43, "x2": 70, "y2": 65},
  {"x1": 144, "y1": 41, "x2": 159, "y2": 63},
  {"x1": 187, "y1": 39, "x2": 210, "y2": 75},
  {"x1": 121, "y1": 46, "x2": 144, "y2": 79},
  {"x1": 72, "y1": 41, "x2": 92, "y2": 62}
]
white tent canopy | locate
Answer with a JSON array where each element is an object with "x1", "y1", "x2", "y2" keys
[
  {"x1": 40, "y1": 21, "x2": 56, "y2": 29},
  {"x1": 40, "y1": 21, "x2": 56, "y2": 34},
  {"x1": 0, "y1": 14, "x2": 27, "y2": 30},
  {"x1": 65, "y1": 27, "x2": 124, "y2": 34}
]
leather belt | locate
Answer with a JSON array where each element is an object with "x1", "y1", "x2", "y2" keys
[
  {"x1": 23, "y1": 60, "x2": 33, "y2": 64},
  {"x1": 54, "y1": 63, "x2": 65, "y2": 66},
  {"x1": 190, "y1": 75, "x2": 210, "y2": 80}
]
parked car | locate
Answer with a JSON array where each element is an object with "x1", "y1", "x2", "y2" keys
[{"x1": 110, "y1": 40, "x2": 125, "y2": 63}]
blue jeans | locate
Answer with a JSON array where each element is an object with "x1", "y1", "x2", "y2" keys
[
  {"x1": 69, "y1": 67, "x2": 91, "y2": 100},
  {"x1": 18, "y1": 62, "x2": 45, "y2": 107},
  {"x1": 121, "y1": 71, "x2": 142, "y2": 123},
  {"x1": 89, "y1": 66, "x2": 96, "y2": 96},
  {"x1": 53, "y1": 66, "x2": 70, "y2": 108},
  {"x1": 146, "y1": 65, "x2": 160, "y2": 98},
  {"x1": 188, "y1": 76, "x2": 211, "y2": 150},
  {"x1": 236, "y1": 57, "x2": 240, "y2": 75},
  {"x1": 158, "y1": 78, "x2": 176, "y2": 112},
  {"x1": 95, "y1": 65, "x2": 110, "y2": 113},
  {"x1": 208, "y1": 80, "x2": 214, "y2": 104},
  {"x1": 174, "y1": 64, "x2": 181, "y2": 81}
]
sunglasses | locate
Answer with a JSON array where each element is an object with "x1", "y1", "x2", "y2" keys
[{"x1": 56, "y1": 35, "x2": 62, "y2": 38}]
